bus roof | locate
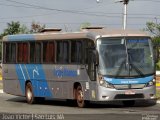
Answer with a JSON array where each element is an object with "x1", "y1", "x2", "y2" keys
[{"x1": 2, "y1": 28, "x2": 150, "y2": 42}]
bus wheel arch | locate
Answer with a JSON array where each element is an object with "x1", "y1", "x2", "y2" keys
[{"x1": 25, "y1": 81, "x2": 35, "y2": 104}]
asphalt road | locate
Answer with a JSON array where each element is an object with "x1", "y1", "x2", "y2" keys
[{"x1": 0, "y1": 93, "x2": 160, "y2": 120}]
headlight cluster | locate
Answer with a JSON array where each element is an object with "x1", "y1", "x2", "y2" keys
[
  {"x1": 145, "y1": 79, "x2": 156, "y2": 87},
  {"x1": 99, "y1": 77, "x2": 114, "y2": 89}
]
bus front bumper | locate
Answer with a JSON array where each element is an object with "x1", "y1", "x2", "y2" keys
[{"x1": 96, "y1": 85, "x2": 156, "y2": 101}]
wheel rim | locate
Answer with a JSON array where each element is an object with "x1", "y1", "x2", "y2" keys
[
  {"x1": 27, "y1": 88, "x2": 32, "y2": 101},
  {"x1": 26, "y1": 83, "x2": 33, "y2": 103}
]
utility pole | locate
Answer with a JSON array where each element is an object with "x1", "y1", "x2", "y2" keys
[
  {"x1": 123, "y1": 0, "x2": 129, "y2": 30},
  {"x1": 116, "y1": 0, "x2": 130, "y2": 30}
]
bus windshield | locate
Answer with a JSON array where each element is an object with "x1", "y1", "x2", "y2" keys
[{"x1": 97, "y1": 37, "x2": 155, "y2": 77}]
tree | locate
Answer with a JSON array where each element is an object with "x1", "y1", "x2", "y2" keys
[
  {"x1": 145, "y1": 22, "x2": 160, "y2": 45},
  {"x1": 145, "y1": 21, "x2": 160, "y2": 69},
  {"x1": 0, "y1": 21, "x2": 29, "y2": 39},
  {"x1": 30, "y1": 22, "x2": 45, "y2": 33},
  {"x1": 80, "y1": 22, "x2": 91, "y2": 30},
  {"x1": 145, "y1": 22, "x2": 160, "y2": 37},
  {"x1": 0, "y1": 21, "x2": 29, "y2": 60}
]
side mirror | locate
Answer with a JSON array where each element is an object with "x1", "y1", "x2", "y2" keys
[{"x1": 92, "y1": 50, "x2": 99, "y2": 66}]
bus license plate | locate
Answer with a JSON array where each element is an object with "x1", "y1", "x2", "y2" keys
[{"x1": 125, "y1": 90, "x2": 135, "y2": 95}]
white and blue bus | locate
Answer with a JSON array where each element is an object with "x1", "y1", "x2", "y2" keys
[{"x1": 2, "y1": 28, "x2": 156, "y2": 107}]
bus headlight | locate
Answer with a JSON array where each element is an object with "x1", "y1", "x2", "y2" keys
[
  {"x1": 145, "y1": 79, "x2": 156, "y2": 87},
  {"x1": 99, "y1": 80, "x2": 114, "y2": 89},
  {"x1": 98, "y1": 75, "x2": 114, "y2": 89}
]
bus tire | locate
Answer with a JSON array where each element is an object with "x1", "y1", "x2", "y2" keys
[
  {"x1": 122, "y1": 100, "x2": 135, "y2": 107},
  {"x1": 75, "y1": 85, "x2": 87, "y2": 108},
  {"x1": 25, "y1": 82, "x2": 35, "y2": 104}
]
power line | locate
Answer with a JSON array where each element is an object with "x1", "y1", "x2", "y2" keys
[
  {"x1": 0, "y1": 2, "x2": 159, "y2": 17},
  {"x1": 136, "y1": 0, "x2": 160, "y2": 2},
  {"x1": 0, "y1": 0, "x2": 157, "y2": 20}
]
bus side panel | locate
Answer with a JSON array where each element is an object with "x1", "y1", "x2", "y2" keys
[
  {"x1": 43, "y1": 64, "x2": 92, "y2": 100},
  {"x1": 3, "y1": 64, "x2": 24, "y2": 96},
  {"x1": 44, "y1": 65, "x2": 74, "y2": 99},
  {"x1": 23, "y1": 64, "x2": 53, "y2": 98}
]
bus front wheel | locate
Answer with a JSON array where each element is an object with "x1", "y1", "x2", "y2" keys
[
  {"x1": 25, "y1": 82, "x2": 35, "y2": 104},
  {"x1": 75, "y1": 85, "x2": 87, "y2": 108}
]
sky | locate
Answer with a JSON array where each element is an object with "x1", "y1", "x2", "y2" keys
[{"x1": 0, "y1": 0, "x2": 158, "y2": 33}]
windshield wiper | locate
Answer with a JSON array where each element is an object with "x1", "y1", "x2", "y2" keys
[
  {"x1": 128, "y1": 52, "x2": 145, "y2": 77},
  {"x1": 129, "y1": 62, "x2": 145, "y2": 77},
  {"x1": 115, "y1": 59, "x2": 127, "y2": 78}
]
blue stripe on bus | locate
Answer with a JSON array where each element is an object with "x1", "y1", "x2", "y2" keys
[
  {"x1": 15, "y1": 64, "x2": 26, "y2": 94},
  {"x1": 15, "y1": 64, "x2": 52, "y2": 97},
  {"x1": 104, "y1": 75, "x2": 154, "y2": 85},
  {"x1": 7, "y1": 34, "x2": 35, "y2": 41}
]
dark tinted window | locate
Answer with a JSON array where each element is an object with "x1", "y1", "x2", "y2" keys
[
  {"x1": 56, "y1": 41, "x2": 69, "y2": 63},
  {"x1": 43, "y1": 42, "x2": 55, "y2": 63},
  {"x1": 5, "y1": 43, "x2": 16, "y2": 63},
  {"x1": 71, "y1": 41, "x2": 82, "y2": 63},
  {"x1": 35, "y1": 43, "x2": 42, "y2": 63},
  {"x1": 63, "y1": 41, "x2": 69, "y2": 63},
  {"x1": 17, "y1": 43, "x2": 28, "y2": 63},
  {"x1": 30, "y1": 42, "x2": 42, "y2": 63},
  {"x1": 30, "y1": 42, "x2": 35, "y2": 63}
]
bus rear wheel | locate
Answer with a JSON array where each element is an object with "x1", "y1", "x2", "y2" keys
[
  {"x1": 75, "y1": 86, "x2": 87, "y2": 108},
  {"x1": 25, "y1": 82, "x2": 35, "y2": 104}
]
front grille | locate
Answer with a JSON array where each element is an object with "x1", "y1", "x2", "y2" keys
[
  {"x1": 114, "y1": 84, "x2": 145, "y2": 90},
  {"x1": 114, "y1": 94, "x2": 144, "y2": 99}
]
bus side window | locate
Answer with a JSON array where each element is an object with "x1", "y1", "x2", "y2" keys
[
  {"x1": 30, "y1": 42, "x2": 35, "y2": 63},
  {"x1": 56, "y1": 41, "x2": 69, "y2": 63},
  {"x1": 63, "y1": 41, "x2": 69, "y2": 63},
  {"x1": 43, "y1": 42, "x2": 55, "y2": 63},
  {"x1": 5, "y1": 43, "x2": 16, "y2": 63},
  {"x1": 43, "y1": 42, "x2": 47, "y2": 62},
  {"x1": 71, "y1": 41, "x2": 82, "y2": 63},
  {"x1": 35, "y1": 42, "x2": 42, "y2": 63},
  {"x1": 56, "y1": 41, "x2": 63, "y2": 63},
  {"x1": 17, "y1": 43, "x2": 29, "y2": 63}
]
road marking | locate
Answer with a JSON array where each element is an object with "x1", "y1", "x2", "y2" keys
[{"x1": 0, "y1": 89, "x2": 3, "y2": 93}]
